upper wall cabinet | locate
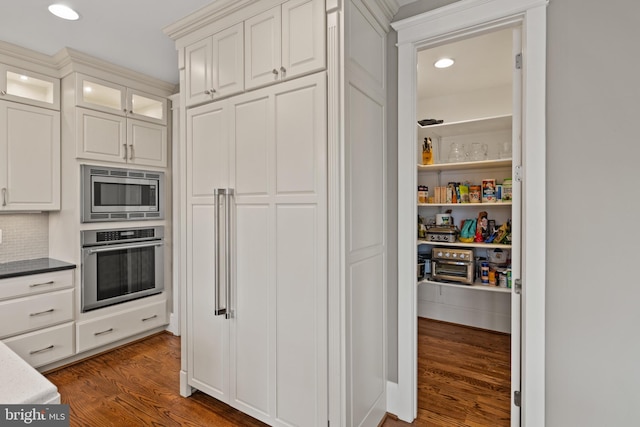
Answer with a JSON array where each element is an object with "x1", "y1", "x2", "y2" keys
[
  {"x1": 0, "y1": 64, "x2": 60, "y2": 110},
  {"x1": 0, "y1": 100, "x2": 60, "y2": 211},
  {"x1": 245, "y1": 0, "x2": 325, "y2": 90},
  {"x1": 75, "y1": 74, "x2": 167, "y2": 125},
  {"x1": 185, "y1": 22, "x2": 244, "y2": 107}
]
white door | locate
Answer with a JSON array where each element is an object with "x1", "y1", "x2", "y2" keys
[
  {"x1": 76, "y1": 107, "x2": 126, "y2": 163},
  {"x1": 185, "y1": 73, "x2": 327, "y2": 426},
  {"x1": 0, "y1": 100, "x2": 60, "y2": 210},
  {"x1": 212, "y1": 22, "x2": 245, "y2": 99},
  {"x1": 281, "y1": 0, "x2": 325, "y2": 79},
  {"x1": 185, "y1": 37, "x2": 213, "y2": 107},
  {"x1": 186, "y1": 100, "x2": 231, "y2": 401},
  {"x1": 244, "y1": 6, "x2": 282, "y2": 90},
  {"x1": 127, "y1": 119, "x2": 167, "y2": 167}
]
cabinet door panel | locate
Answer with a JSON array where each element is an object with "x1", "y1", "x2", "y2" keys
[
  {"x1": 189, "y1": 204, "x2": 229, "y2": 401},
  {"x1": 282, "y1": 0, "x2": 325, "y2": 78},
  {"x1": 245, "y1": 7, "x2": 282, "y2": 90},
  {"x1": 127, "y1": 119, "x2": 167, "y2": 167},
  {"x1": 1, "y1": 101, "x2": 60, "y2": 210},
  {"x1": 232, "y1": 95, "x2": 270, "y2": 196},
  {"x1": 187, "y1": 102, "x2": 229, "y2": 199},
  {"x1": 76, "y1": 108, "x2": 126, "y2": 162},
  {"x1": 232, "y1": 204, "x2": 270, "y2": 414},
  {"x1": 213, "y1": 23, "x2": 245, "y2": 99},
  {"x1": 185, "y1": 38, "x2": 212, "y2": 107}
]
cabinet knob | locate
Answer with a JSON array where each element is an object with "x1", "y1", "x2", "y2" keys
[
  {"x1": 280, "y1": 66, "x2": 286, "y2": 74},
  {"x1": 0, "y1": 90, "x2": 6, "y2": 96},
  {"x1": 204, "y1": 88, "x2": 216, "y2": 96},
  {"x1": 272, "y1": 69, "x2": 279, "y2": 76}
]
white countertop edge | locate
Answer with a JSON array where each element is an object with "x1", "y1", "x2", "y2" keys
[{"x1": 0, "y1": 341, "x2": 60, "y2": 404}]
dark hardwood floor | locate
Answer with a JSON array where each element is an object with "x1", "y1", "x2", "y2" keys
[
  {"x1": 45, "y1": 318, "x2": 509, "y2": 427},
  {"x1": 385, "y1": 317, "x2": 511, "y2": 427},
  {"x1": 45, "y1": 332, "x2": 268, "y2": 427}
]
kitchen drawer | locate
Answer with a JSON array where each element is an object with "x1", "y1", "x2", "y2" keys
[
  {"x1": 3, "y1": 322, "x2": 74, "y2": 368},
  {"x1": 76, "y1": 300, "x2": 167, "y2": 353},
  {"x1": 0, "y1": 270, "x2": 74, "y2": 301},
  {"x1": 0, "y1": 288, "x2": 74, "y2": 339}
]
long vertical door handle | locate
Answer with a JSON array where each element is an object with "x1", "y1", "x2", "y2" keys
[
  {"x1": 1, "y1": 188, "x2": 6, "y2": 206},
  {"x1": 213, "y1": 188, "x2": 226, "y2": 316},
  {"x1": 123, "y1": 144, "x2": 128, "y2": 160},
  {"x1": 129, "y1": 144, "x2": 134, "y2": 160},
  {"x1": 224, "y1": 188, "x2": 234, "y2": 319}
]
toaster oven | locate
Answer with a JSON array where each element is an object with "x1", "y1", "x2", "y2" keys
[{"x1": 431, "y1": 247, "x2": 475, "y2": 285}]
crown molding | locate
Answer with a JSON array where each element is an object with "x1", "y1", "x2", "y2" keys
[
  {"x1": 0, "y1": 40, "x2": 59, "y2": 77},
  {"x1": 53, "y1": 47, "x2": 177, "y2": 95}
]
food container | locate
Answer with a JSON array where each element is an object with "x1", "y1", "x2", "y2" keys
[
  {"x1": 436, "y1": 213, "x2": 452, "y2": 225},
  {"x1": 502, "y1": 178, "x2": 513, "y2": 201},
  {"x1": 482, "y1": 179, "x2": 496, "y2": 203},
  {"x1": 487, "y1": 248, "x2": 510, "y2": 266},
  {"x1": 469, "y1": 185, "x2": 481, "y2": 203}
]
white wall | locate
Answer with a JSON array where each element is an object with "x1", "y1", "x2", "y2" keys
[{"x1": 546, "y1": 0, "x2": 640, "y2": 425}]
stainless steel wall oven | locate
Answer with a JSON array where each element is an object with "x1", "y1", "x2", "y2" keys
[{"x1": 81, "y1": 226, "x2": 164, "y2": 312}]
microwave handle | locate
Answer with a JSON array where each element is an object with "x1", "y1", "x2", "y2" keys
[
  {"x1": 87, "y1": 241, "x2": 163, "y2": 254},
  {"x1": 213, "y1": 188, "x2": 226, "y2": 317}
]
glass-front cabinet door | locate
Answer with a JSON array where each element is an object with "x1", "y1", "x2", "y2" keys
[
  {"x1": 0, "y1": 65, "x2": 60, "y2": 110},
  {"x1": 76, "y1": 73, "x2": 167, "y2": 125}
]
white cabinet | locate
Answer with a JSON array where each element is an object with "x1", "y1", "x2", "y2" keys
[
  {"x1": 186, "y1": 73, "x2": 327, "y2": 426},
  {"x1": 0, "y1": 100, "x2": 60, "y2": 211},
  {"x1": 75, "y1": 74, "x2": 167, "y2": 125},
  {"x1": 76, "y1": 300, "x2": 167, "y2": 353},
  {"x1": 73, "y1": 74, "x2": 169, "y2": 167},
  {"x1": 0, "y1": 270, "x2": 75, "y2": 368},
  {"x1": 245, "y1": 0, "x2": 325, "y2": 90},
  {"x1": 0, "y1": 64, "x2": 60, "y2": 110},
  {"x1": 76, "y1": 107, "x2": 167, "y2": 167},
  {"x1": 185, "y1": 23, "x2": 244, "y2": 107}
]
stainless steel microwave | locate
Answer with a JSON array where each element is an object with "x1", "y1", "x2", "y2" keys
[{"x1": 81, "y1": 165, "x2": 164, "y2": 223}]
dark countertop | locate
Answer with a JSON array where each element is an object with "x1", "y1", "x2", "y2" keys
[{"x1": 0, "y1": 258, "x2": 76, "y2": 280}]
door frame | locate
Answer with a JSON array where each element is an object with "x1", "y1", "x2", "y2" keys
[{"x1": 390, "y1": 0, "x2": 548, "y2": 425}]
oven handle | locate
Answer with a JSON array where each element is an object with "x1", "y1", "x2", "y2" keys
[
  {"x1": 213, "y1": 188, "x2": 226, "y2": 317},
  {"x1": 86, "y1": 241, "x2": 163, "y2": 254}
]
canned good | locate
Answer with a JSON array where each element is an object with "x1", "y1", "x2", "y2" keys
[
  {"x1": 488, "y1": 269, "x2": 496, "y2": 285},
  {"x1": 506, "y1": 269, "x2": 512, "y2": 288},
  {"x1": 481, "y1": 262, "x2": 489, "y2": 284}
]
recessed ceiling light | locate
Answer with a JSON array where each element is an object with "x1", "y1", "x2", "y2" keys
[
  {"x1": 48, "y1": 4, "x2": 80, "y2": 21},
  {"x1": 434, "y1": 58, "x2": 455, "y2": 68},
  {"x1": 19, "y1": 75, "x2": 29, "y2": 81}
]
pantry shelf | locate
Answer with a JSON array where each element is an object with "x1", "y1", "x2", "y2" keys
[
  {"x1": 417, "y1": 239, "x2": 512, "y2": 249},
  {"x1": 417, "y1": 158, "x2": 512, "y2": 173},
  {"x1": 417, "y1": 114, "x2": 512, "y2": 137},
  {"x1": 418, "y1": 278, "x2": 512, "y2": 294},
  {"x1": 418, "y1": 202, "x2": 512, "y2": 208}
]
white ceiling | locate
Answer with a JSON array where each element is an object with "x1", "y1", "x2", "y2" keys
[
  {"x1": 417, "y1": 28, "x2": 513, "y2": 100},
  {"x1": 0, "y1": 0, "x2": 217, "y2": 85}
]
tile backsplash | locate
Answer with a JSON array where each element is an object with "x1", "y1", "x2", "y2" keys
[{"x1": 0, "y1": 213, "x2": 49, "y2": 264}]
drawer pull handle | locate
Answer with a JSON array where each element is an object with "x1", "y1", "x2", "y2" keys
[
  {"x1": 29, "y1": 308, "x2": 54, "y2": 317},
  {"x1": 142, "y1": 314, "x2": 157, "y2": 322},
  {"x1": 94, "y1": 328, "x2": 114, "y2": 336},
  {"x1": 29, "y1": 280, "x2": 55, "y2": 288},
  {"x1": 29, "y1": 345, "x2": 55, "y2": 355}
]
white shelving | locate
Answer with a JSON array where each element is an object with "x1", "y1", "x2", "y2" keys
[
  {"x1": 418, "y1": 201, "x2": 511, "y2": 208},
  {"x1": 418, "y1": 278, "x2": 511, "y2": 293},
  {"x1": 417, "y1": 240, "x2": 511, "y2": 249},
  {"x1": 417, "y1": 158, "x2": 512, "y2": 172},
  {"x1": 418, "y1": 114, "x2": 511, "y2": 137},
  {"x1": 417, "y1": 115, "x2": 513, "y2": 294}
]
